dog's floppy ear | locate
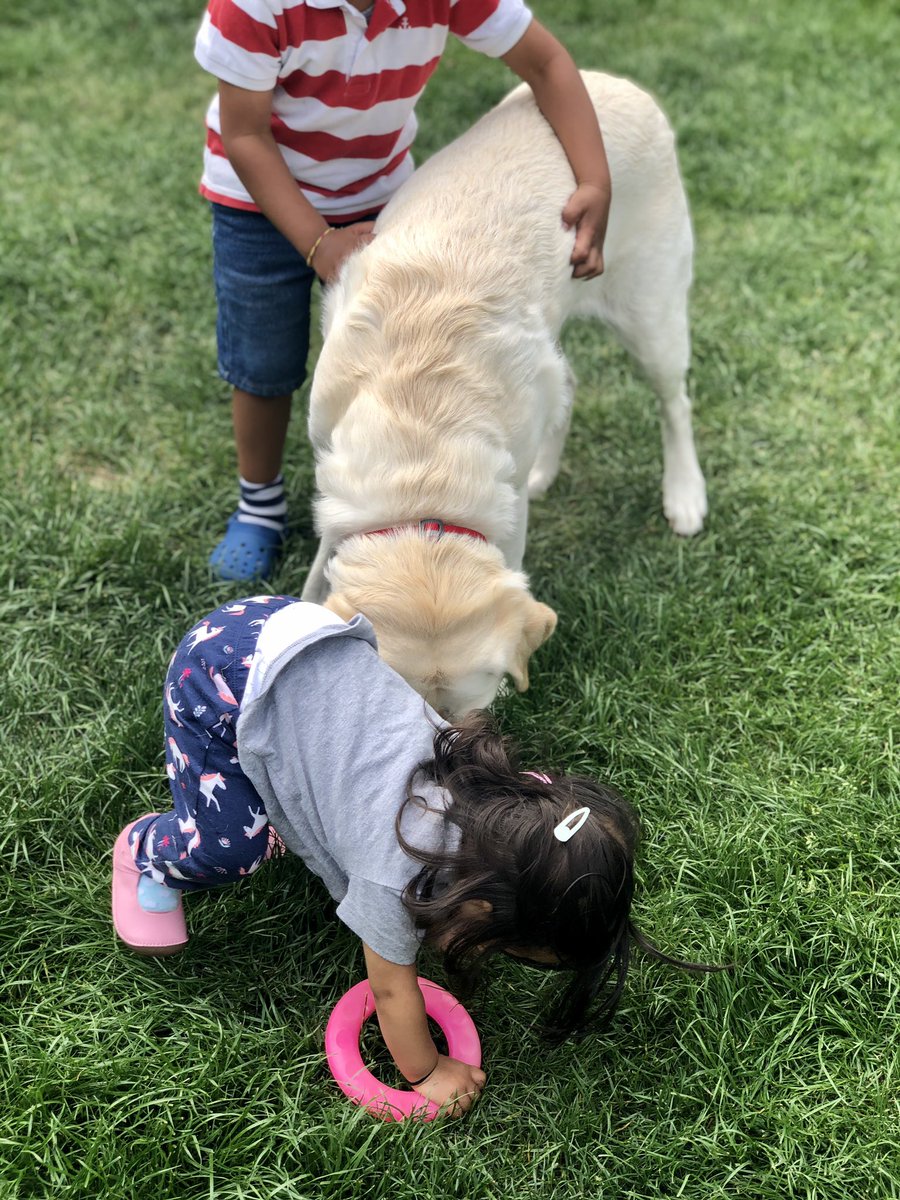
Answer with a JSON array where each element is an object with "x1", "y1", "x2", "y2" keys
[
  {"x1": 322, "y1": 592, "x2": 359, "y2": 623},
  {"x1": 509, "y1": 600, "x2": 557, "y2": 692}
]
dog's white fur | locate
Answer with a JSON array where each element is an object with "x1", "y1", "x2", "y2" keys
[{"x1": 302, "y1": 72, "x2": 707, "y2": 718}]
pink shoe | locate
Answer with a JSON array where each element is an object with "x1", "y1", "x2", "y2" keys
[{"x1": 112, "y1": 817, "x2": 188, "y2": 957}]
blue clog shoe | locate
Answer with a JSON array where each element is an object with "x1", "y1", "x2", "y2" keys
[{"x1": 209, "y1": 513, "x2": 286, "y2": 582}]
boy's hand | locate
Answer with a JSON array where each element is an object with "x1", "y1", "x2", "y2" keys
[
  {"x1": 562, "y1": 182, "x2": 610, "y2": 280},
  {"x1": 413, "y1": 1054, "x2": 486, "y2": 1118},
  {"x1": 312, "y1": 222, "x2": 376, "y2": 285}
]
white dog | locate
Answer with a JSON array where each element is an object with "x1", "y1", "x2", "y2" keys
[{"x1": 302, "y1": 72, "x2": 707, "y2": 718}]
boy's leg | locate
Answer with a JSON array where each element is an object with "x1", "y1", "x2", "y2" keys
[
  {"x1": 209, "y1": 203, "x2": 315, "y2": 581},
  {"x1": 211, "y1": 388, "x2": 293, "y2": 582},
  {"x1": 233, "y1": 388, "x2": 291, "y2": 484}
]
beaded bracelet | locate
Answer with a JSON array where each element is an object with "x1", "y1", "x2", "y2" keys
[{"x1": 306, "y1": 225, "x2": 335, "y2": 268}]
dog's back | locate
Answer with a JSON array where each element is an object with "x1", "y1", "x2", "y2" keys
[{"x1": 321, "y1": 72, "x2": 687, "y2": 348}]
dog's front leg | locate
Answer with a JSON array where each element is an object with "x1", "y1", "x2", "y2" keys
[
  {"x1": 301, "y1": 538, "x2": 334, "y2": 603},
  {"x1": 528, "y1": 360, "x2": 575, "y2": 499},
  {"x1": 605, "y1": 296, "x2": 707, "y2": 535},
  {"x1": 498, "y1": 489, "x2": 530, "y2": 572}
]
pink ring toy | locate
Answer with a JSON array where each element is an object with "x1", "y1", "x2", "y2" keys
[{"x1": 325, "y1": 977, "x2": 482, "y2": 1121}]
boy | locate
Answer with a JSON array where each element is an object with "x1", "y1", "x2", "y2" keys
[{"x1": 196, "y1": 0, "x2": 611, "y2": 580}]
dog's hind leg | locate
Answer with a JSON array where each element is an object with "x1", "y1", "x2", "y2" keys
[
  {"x1": 636, "y1": 320, "x2": 707, "y2": 535},
  {"x1": 594, "y1": 267, "x2": 707, "y2": 536},
  {"x1": 657, "y1": 374, "x2": 708, "y2": 537}
]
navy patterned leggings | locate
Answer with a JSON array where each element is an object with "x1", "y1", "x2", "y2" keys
[{"x1": 129, "y1": 595, "x2": 298, "y2": 891}]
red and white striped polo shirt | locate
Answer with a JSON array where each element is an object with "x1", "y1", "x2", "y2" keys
[{"x1": 195, "y1": 0, "x2": 533, "y2": 219}]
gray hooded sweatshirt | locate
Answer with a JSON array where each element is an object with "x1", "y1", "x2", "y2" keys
[{"x1": 236, "y1": 602, "x2": 456, "y2": 964}]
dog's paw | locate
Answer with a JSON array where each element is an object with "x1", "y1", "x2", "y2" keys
[
  {"x1": 663, "y1": 471, "x2": 708, "y2": 536},
  {"x1": 527, "y1": 467, "x2": 556, "y2": 499}
]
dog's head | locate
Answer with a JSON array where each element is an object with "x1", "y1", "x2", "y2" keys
[{"x1": 322, "y1": 533, "x2": 557, "y2": 720}]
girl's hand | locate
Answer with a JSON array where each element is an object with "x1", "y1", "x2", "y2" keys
[
  {"x1": 311, "y1": 222, "x2": 376, "y2": 285},
  {"x1": 562, "y1": 182, "x2": 610, "y2": 280},
  {"x1": 413, "y1": 1054, "x2": 486, "y2": 1118},
  {"x1": 361, "y1": 945, "x2": 483, "y2": 1119}
]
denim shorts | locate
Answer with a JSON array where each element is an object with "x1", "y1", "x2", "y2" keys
[{"x1": 210, "y1": 202, "x2": 377, "y2": 398}]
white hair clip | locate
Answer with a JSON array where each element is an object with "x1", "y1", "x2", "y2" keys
[{"x1": 553, "y1": 807, "x2": 591, "y2": 843}]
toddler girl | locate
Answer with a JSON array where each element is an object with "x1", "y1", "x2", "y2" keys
[{"x1": 113, "y1": 596, "x2": 696, "y2": 1116}]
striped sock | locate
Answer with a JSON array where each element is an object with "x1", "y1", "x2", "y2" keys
[{"x1": 236, "y1": 474, "x2": 287, "y2": 533}]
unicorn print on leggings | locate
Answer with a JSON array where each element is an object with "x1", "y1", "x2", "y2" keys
[
  {"x1": 239, "y1": 853, "x2": 266, "y2": 877},
  {"x1": 199, "y1": 772, "x2": 227, "y2": 811},
  {"x1": 243, "y1": 806, "x2": 267, "y2": 839},
  {"x1": 186, "y1": 621, "x2": 225, "y2": 652},
  {"x1": 166, "y1": 683, "x2": 185, "y2": 728},
  {"x1": 211, "y1": 712, "x2": 234, "y2": 736},
  {"x1": 167, "y1": 736, "x2": 190, "y2": 774},
  {"x1": 209, "y1": 667, "x2": 238, "y2": 707},
  {"x1": 177, "y1": 813, "x2": 201, "y2": 855}
]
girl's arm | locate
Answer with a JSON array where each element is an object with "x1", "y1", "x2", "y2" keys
[
  {"x1": 216, "y1": 81, "x2": 374, "y2": 282},
  {"x1": 501, "y1": 21, "x2": 611, "y2": 279},
  {"x1": 363, "y1": 943, "x2": 486, "y2": 1117}
]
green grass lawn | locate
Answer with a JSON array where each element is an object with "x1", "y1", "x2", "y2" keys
[{"x1": 2, "y1": 0, "x2": 899, "y2": 1196}]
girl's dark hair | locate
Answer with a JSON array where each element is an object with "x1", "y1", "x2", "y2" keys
[{"x1": 397, "y1": 712, "x2": 718, "y2": 1042}]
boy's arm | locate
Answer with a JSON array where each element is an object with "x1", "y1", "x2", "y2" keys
[
  {"x1": 363, "y1": 943, "x2": 485, "y2": 1116},
  {"x1": 501, "y1": 20, "x2": 611, "y2": 279},
  {"x1": 217, "y1": 81, "x2": 374, "y2": 282}
]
